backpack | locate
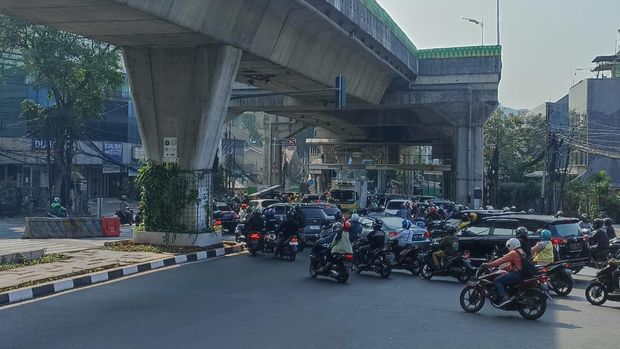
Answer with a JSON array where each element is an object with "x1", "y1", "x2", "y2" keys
[{"x1": 517, "y1": 249, "x2": 537, "y2": 277}]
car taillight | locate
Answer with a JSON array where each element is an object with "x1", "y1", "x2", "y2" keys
[
  {"x1": 388, "y1": 232, "x2": 397, "y2": 238},
  {"x1": 249, "y1": 233, "x2": 261, "y2": 240},
  {"x1": 582, "y1": 234, "x2": 589, "y2": 241},
  {"x1": 551, "y1": 237, "x2": 567, "y2": 245},
  {"x1": 214, "y1": 220, "x2": 222, "y2": 225},
  {"x1": 540, "y1": 275, "x2": 549, "y2": 284},
  {"x1": 564, "y1": 263, "x2": 572, "y2": 269},
  {"x1": 423, "y1": 231, "x2": 431, "y2": 239},
  {"x1": 344, "y1": 253, "x2": 353, "y2": 260},
  {"x1": 290, "y1": 236, "x2": 298, "y2": 243},
  {"x1": 542, "y1": 267, "x2": 549, "y2": 273}
]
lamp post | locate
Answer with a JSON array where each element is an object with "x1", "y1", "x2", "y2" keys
[{"x1": 461, "y1": 17, "x2": 484, "y2": 45}]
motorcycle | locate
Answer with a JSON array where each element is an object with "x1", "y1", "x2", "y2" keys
[
  {"x1": 588, "y1": 240, "x2": 620, "y2": 269},
  {"x1": 585, "y1": 251, "x2": 620, "y2": 306},
  {"x1": 234, "y1": 218, "x2": 247, "y2": 243},
  {"x1": 459, "y1": 266, "x2": 550, "y2": 320},
  {"x1": 309, "y1": 243, "x2": 353, "y2": 284},
  {"x1": 274, "y1": 234, "x2": 299, "y2": 261},
  {"x1": 134, "y1": 209, "x2": 142, "y2": 226},
  {"x1": 262, "y1": 231, "x2": 279, "y2": 253},
  {"x1": 115, "y1": 206, "x2": 134, "y2": 225},
  {"x1": 385, "y1": 239, "x2": 422, "y2": 276},
  {"x1": 538, "y1": 262, "x2": 574, "y2": 296},
  {"x1": 352, "y1": 239, "x2": 392, "y2": 278},
  {"x1": 246, "y1": 231, "x2": 263, "y2": 256},
  {"x1": 419, "y1": 242, "x2": 475, "y2": 283}
]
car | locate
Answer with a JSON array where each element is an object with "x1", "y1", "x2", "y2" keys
[
  {"x1": 457, "y1": 214, "x2": 590, "y2": 270},
  {"x1": 249, "y1": 199, "x2": 280, "y2": 209},
  {"x1": 314, "y1": 202, "x2": 341, "y2": 222},
  {"x1": 378, "y1": 194, "x2": 408, "y2": 208},
  {"x1": 416, "y1": 195, "x2": 437, "y2": 203},
  {"x1": 212, "y1": 202, "x2": 238, "y2": 234},
  {"x1": 298, "y1": 205, "x2": 332, "y2": 244},
  {"x1": 360, "y1": 214, "x2": 431, "y2": 247},
  {"x1": 428, "y1": 198, "x2": 455, "y2": 215},
  {"x1": 384, "y1": 199, "x2": 413, "y2": 216},
  {"x1": 264, "y1": 203, "x2": 292, "y2": 225}
]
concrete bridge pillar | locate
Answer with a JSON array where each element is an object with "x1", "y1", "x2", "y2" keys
[
  {"x1": 453, "y1": 125, "x2": 484, "y2": 207},
  {"x1": 123, "y1": 45, "x2": 242, "y2": 169},
  {"x1": 123, "y1": 45, "x2": 241, "y2": 232}
]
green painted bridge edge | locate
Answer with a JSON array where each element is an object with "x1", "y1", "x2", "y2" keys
[
  {"x1": 417, "y1": 45, "x2": 502, "y2": 60},
  {"x1": 359, "y1": 0, "x2": 418, "y2": 53}
]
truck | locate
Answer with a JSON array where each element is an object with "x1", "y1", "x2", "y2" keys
[{"x1": 329, "y1": 179, "x2": 361, "y2": 213}]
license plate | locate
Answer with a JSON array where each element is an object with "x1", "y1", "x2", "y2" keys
[
  {"x1": 413, "y1": 234, "x2": 422, "y2": 240},
  {"x1": 387, "y1": 253, "x2": 396, "y2": 264},
  {"x1": 309, "y1": 225, "x2": 320, "y2": 230},
  {"x1": 569, "y1": 243, "x2": 582, "y2": 250},
  {"x1": 289, "y1": 242, "x2": 299, "y2": 246}
]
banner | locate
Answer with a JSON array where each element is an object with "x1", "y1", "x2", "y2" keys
[{"x1": 103, "y1": 142, "x2": 123, "y2": 173}]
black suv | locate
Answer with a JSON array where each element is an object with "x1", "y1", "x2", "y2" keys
[
  {"x1": 458, "y1": 215, "x2": 590, "y2": 271},
  {"x1": 298, "y1": 205, "x2": 331, "y2": 244}
]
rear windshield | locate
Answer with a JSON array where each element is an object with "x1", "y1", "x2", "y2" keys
[
  {"x1": 382, "y1": 217, "x2": 402, "y2": 230},
  {"x1": 331, "y1": 190, "x2": 355, "y2": 204},
  {"x1": 552, "y1": 223, "x2": 582, "y2": 237},
  {"x1": 322, "y1": 207, "x2": 339, "y2": 216},
  {"x1": 261, "y1": 200, "x2": 278, "y2": 208},
  {"x1": 216, "y1": 205, "x2": 230, "y2": 211},
  {"x1": 387, "y1": 201, "x2": 403, "y2": 210},
  {"x1": 301, "y1": 208, "x2": 327, "y2": 219}
]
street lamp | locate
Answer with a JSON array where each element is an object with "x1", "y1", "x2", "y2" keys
[{"x1": 461, "y1": 17, "x2": 484, "y2": 45}]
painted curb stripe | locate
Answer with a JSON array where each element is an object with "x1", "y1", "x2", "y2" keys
[{"x1": 0, "y1": 245, "x2": 244, "y2": 306}]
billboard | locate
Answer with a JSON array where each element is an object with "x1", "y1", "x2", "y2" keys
[{"x1": 103, "y1": 142, "x2": 123, "y2": 174}]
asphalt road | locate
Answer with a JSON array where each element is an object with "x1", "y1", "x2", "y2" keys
[{"x1": 0, "y1": 251, "x2": 618, "y2": 349}]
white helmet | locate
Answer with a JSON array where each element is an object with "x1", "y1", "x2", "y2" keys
[
  {"x1": 506, "y1": 238, "x2": 521, "y2": 251},
  {"x1": 350, "y1": 213, "x2": 360, "y2": 222}
]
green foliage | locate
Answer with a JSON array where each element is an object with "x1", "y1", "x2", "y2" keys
[
  {"x1": 484, "y1": 109, "x2": 546, "y2": 182},
  {"x1": 0, "y1": 15, "x2": 122, "y2": 203},
  {"x1": 136, "y1": 161, "x2": 200, "y2": 235},
  {"x1": 241, "y1": 112, "x2": 263, "y2": 145},
  {"x1": 0, "y1": 253, "x2": 69, "y2": 271},
  {"x1": 564, "y1": 171, "x2": 620, "y2": 218}
]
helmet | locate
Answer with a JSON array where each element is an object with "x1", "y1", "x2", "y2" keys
[
  {"x1": 604, "y1": 218, "x2": 613, "y2": 226},
  {"x1": 53, "y1": 197, "x2": 61, "y2": 203},
  {"x1": 264, "y1": 208, "x2": 275, "y2": 218},
  {"x1": 580, "y1": 214, "x2": 589, "y2": 222},
  {"x1": 253, "y1": 207, "x2": 262, "y2": 215},
  {"x1": 445, "y1": 225, "x2": 456, "y2": 235},
  {"x1": 527, "y1": 209, "x2": 535, "y2": 214},
  {"x1": 540, "y1": 229, "x2": 552, "y2": 241},
  {"x1": 405, "y1": 201, "x2": 411, "y2": 208},
  {"x1": 402, "y1": 219, "x2": 412, "y2": 229},
  {"x1": 506, "y1": 238, "x2": 521, "y2": 251},
  {"x1": 334, "y1": 211, "x2": 343, "y2": 222},
  {"x1": 503, "y1": 207, "x2": 511, "y2": 212},
  {"x1": 486, "y1": 206, "x2": 494, "y2": 210},
  {"x1": 343, "y1": 220, "x2": 351, "y2": 231},
  {"x1": 241, "y1": 204, "x2": 248, "y2": 210},
  {"x1": 121, "y1": 195, "x2": 127, "y2": 201},
  {"x1": 429, "y1": 207, "x2": 437, "y2": 215},
  {"x1": 593, "y1": 218, "x2": 604, "y2": 229},
  {"x1": 372, "y1": 219, "x2": 383, "y2": 231},
  {"x1": 462, "y1": 212, "x2": 470, "y2": 220},
  {"x1": 350, "y1": 213, "x2": 360, "y2": 222},
  {"x1": 556, "y1": 211, "x2": 564, "y2": 217},
  {"x1": 332, "y1": 222, "x2": 343, "y2": 232},
  {"x1": 469, "y1": 213, "x2": 478, "y2": 222},
  {"x1": 510, "y1": 206, "x2": 517, "y2": 212},
  {"x1": 515, "y1": 226, "x2": 528, "y2": 238}
]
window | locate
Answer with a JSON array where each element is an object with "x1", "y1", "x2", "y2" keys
[
  {"x1": 462, "y1": 223, "x2": 492, "y2": 236},
  {"x1": 492, "y1": 221, "x2": 518, "y2": 236},
  {"x1": 330, "y1": 190, "x2": 355, "y2": 204},
  {"x1": 386, "y1": 201, "x2": 404, "y2": 210},
  {"x1": 301, "y1": 208, "x2": 327, "y2": 219},
  {"x1": 552, "y1": 223, "x2": 581, "y2": 237}
]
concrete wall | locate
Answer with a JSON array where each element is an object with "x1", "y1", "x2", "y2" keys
[{"x1": 24, "y1": 217, "x2": 102, "y2": 239}]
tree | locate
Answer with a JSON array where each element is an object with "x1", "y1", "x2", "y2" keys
[{"x1": 0, "y1": 16, "x2": 122, "y2": 207}]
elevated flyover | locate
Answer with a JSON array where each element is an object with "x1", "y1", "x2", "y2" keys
[{"x1": 0, "y1": 0, "x2": 501, "y2": 206}]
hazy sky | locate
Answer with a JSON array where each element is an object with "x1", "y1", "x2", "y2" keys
[{"x1": 376, "y1": 0, "x2": 620, "y2": 109}]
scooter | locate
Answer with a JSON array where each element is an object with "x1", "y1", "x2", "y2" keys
[
  {"x1": 585, "y1": 251, "x2": 620, "y2": 306},
  {"x1": 352, "y1": 239, "x2": 392, "y2": 278},
  {"x1": 538, "y1": 262, "x2": 574, "y2": 296},
  {"x1": 385, "y1": 239, "x2": 422, "y2": 276},
  {"x1": 309, "y1": 243, "x2": 353, "y2": 284},
  {"x1": 419, "y1": 241, "x2": 475, "y2": 283},
  {"x1": 274, "y1": 234, "x2": 299, "y2": 261}
]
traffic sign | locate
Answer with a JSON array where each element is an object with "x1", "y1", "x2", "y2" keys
[
  {"x1": 288, "y1": 138, "x2": 297, "y2": 146},
  {"x1": 307, "y1": 179, "x2": 315, "y2": 187}
]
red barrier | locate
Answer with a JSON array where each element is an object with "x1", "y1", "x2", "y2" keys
[{"x1": 101, "y1": 217, "x2": 121, "y2": 237}]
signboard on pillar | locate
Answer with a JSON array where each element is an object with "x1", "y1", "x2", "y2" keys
[
  {"x1": 473, "y1": 187, "x2": 482, "y2": 209},
  {"x1": 103, "y1": 142, "x2": 123, "y2": 173},
  {"x1": 163, "y1": 137, "x2": 178, "y2": 163}
]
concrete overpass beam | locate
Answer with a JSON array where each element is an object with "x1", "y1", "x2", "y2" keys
[{"x1": 123, "y1": 45, "x2": 242, "y2": 169}]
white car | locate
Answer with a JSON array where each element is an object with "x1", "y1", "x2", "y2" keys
[{"x1": 384, "y1": 199, "x2": 413, "y2": 216}]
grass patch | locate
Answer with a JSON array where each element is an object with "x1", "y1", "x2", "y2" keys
[
  {"x1": 0, "y1": 253, "x2": 69, "y2": 272},
  {"x1": 103, "y1": 240, "x2": 218, "y2": 255},
  {"x1": 0, "y1": 264, "x2": 121, "y2": 293}
]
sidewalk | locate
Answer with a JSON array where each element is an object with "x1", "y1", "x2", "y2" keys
[{"x1": 0, "y1": 248, "x2": 170, "y2": 291}]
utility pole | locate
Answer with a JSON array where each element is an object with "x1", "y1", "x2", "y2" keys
[{"x1": 496, "y1": 0, "x2": 500, "y2": 45}]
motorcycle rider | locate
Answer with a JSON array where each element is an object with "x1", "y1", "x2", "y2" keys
[
  {"x1": 590, "y1": 218, "x2": 610, "y2": 260},
  {"x1": 238, "y1": 203, "x2": 249, "y2": 220},
  {"x1": 483, "y1": 238, "x2": 525, "y2": 307},
  {"x1": 246, "y1": 208, "x2": 265, "y2": 233},
  {"x1": 579, "y1": 214, "x2": 592, "y2": 231},
  {"x1": 357, "y1": 219, "x2": 386, "y2": 266},
  {"x1": 389, "y1": 219, "x2": 415, "y2": 253},
  {"x1": 426, "y1": 206, "x2": 442, "y2": 225},
  {"x1": 515, "y1": 226, "x2": 532, "y2": 259},
  {"x1": 276, "y1": 209, "x2": 300, "y2": 253},
  {"x1": 49, "y1": 197, "x2": 67, "y2": 218},
  {"x1": 264, "y1": 208, "x2": 279, "y2": 232},
  {"x1": 117, "y1": 195, "x2": 132, "y2": 223},
  {"x1": 604, "y1": 218, "x2": 616, "y2": 240},
  {"x1": 608, "y1": 253, "x2": 620, "y2": 295},
  {"x1": 432, "y1": 225, "x2": 457, "y2": 269},
  {"x1": 348, "y1": 214, "x2": 362, "y2": 243},
  {"x1": 531, "y1": 229, "x2": 554, "y2": 265},
  {"x1": 457, "y1": 212, "x2": 478, "y2": 231},
  {"x1": 397, "y1": 203, "x2": 410, "y2": 219},
  {"x1": 316, "y1": 222, "x2": 353, "y2": 272}
]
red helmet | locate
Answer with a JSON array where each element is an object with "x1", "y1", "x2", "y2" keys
[
  {"x1": 241, "y1": 204, "x2": 248, "y2": 209},
  {"x1": 429, "y1": 207, "x2": 437, "y2": 214},
  {"x1": 343, "y1": 220, "x2": 352, "y2": 232}
]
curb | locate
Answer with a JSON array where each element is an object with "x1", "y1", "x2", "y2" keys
[{"x1": 0, "y1": 245, "x2": 244, "y2": 307}]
